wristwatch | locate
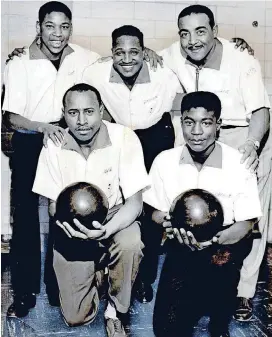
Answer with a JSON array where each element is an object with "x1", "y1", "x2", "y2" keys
[{"x1": 246, "y1": 138, "x2": 260, "y2": 150}]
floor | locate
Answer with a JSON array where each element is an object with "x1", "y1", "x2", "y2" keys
[{"x1": 1, "y1": 238, "x2": 271, "y2": 337}]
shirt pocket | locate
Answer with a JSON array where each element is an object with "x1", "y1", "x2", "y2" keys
[{"x1": 143, "y1": 96, "x2": 158, "y2": 114}]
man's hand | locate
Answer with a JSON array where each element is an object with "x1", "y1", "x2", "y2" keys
[
  {"x1": 37, "y1": 124, "x2": 66, "y2": 148},
  {"x1": 97, "y1": 56, "x2": 112, "y2": 63},
  {"x1": 173, "y1": 228, "x2": 216, "y2": 251},
  {"x1": 56, "y1": 219, "x2": 106, "y2": 240},
  {"x1": 238, "y1": 141, "x2": 259, "y2": 172},
  {"x1": 230, "y1": 38, "x2": 254, "y2": 55},
  {"x1": 143, "y1": 48, "x2": 163, "y2": 71},
  {"x1": 162, "y1": 214, "x2": 174, "y2": 239},
  {"x1": 6, "y1": 47, "x2": 26, "y2": 63}
]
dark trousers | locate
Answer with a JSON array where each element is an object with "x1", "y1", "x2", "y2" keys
[
  {"x1": 134, "y1": 112, "x2": 175, "y2": 173},
  {"x1": 134, "y1": 113, "x2": 175, "y2": 285},
  {"x1": 153, "y1": 236, "x2": 253, "y2": 337},
  {"x1": 10, "y1": 132, "x2": 57, "y2": 297}
]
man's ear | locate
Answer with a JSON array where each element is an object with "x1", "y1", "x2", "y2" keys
[
  {"x1": 69, "y1": 23, "x2": 73, "y2": 38},
  {"x1": 62, "y1": 107, "x2": 65, "y2": 117},
  {"x1": 213, "y1": 24, "x2": 218, "y2": 38},
  {"x1": 36, "y1": 21, "x2": 41, "y2": 35},
  {"x1": 216, "y1": 118, "x2": 222, "y2": 131},
  {"x1": 100, "y1": 103, "x2": 105, "y2": 116}
]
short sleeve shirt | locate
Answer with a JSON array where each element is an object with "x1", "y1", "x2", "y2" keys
[
  {"x1": 32, "y1": 121, "x2": 150, "y2": 208},
  {"x1": 3, "y1": 41, "x2": 100, "y2": 123},
  {"x1": 159, "y1": 38, "x2": 270, "y2": 126},
  {"x1": 143, "y1": 142, "x2": 262, "y2": 225},
  {"x1": 82, "y1": 60, "x2": 183, "y2": 130}
]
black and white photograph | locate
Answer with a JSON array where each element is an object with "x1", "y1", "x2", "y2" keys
[{"x1": 1, "y1": 1, "x2": 272, "y2": 336}]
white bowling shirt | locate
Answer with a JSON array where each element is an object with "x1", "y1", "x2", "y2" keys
[
  {"x1": 33, "y1": 121, "x2": 149, "y2": 208},
  {"x1": 3, "y1": 40, "x2": 100, "y2": 123},
  {"x1": 159, "y1": 38, "x2": 270, "y2": 126},
  {"x1": 82, "y1": 60, "x2": 183, "y2": 130},
  {"x1": 144, "y1": 142, "x2": 262, "y2": 225}
]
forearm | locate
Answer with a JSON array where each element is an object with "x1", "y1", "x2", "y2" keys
[
  {"x1": 152, "y1": 209, "x2": 168, "y2": 225},
  {"x1": 248, "y1": 108, "x2": 270, "y2": 143},
  {"x1": 218, "y1": 219, "x2": 256, "y2": 245},
  {"x1": 5, "y1": 111, "x2": 46, "y2": 132},
  {"x1": 104, "y1": 192, "x2": 143, "y2": 235},
  {"x1": 49, "y1": 200, "x2": 56, "y2": 218}
]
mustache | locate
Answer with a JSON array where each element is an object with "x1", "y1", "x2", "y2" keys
[{"x1": 76, "y1": 127, "x2": 92, "y2": 131}]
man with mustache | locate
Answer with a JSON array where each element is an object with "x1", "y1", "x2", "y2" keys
[
  {"x1": 144, "y1": 91, "x2": 262, "y2": 337},
  {"x1": 156, "y1": 4, "x2": 271, "y2": 321},
  {"x1": 2, "y1": 1, "x2": 101, "y2": 318},
  {"x1": 32, "y1": 83, "x2": 149, "y2": 337}
]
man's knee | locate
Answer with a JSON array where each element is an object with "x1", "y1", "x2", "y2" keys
[{"x1": 114, "y1": 222, "x2": 143, "y2": 253}]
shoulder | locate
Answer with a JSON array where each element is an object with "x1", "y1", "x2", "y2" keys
[
  {"x1": 5, "y1": 47, "x2": 31, "y2": 67},
  {"x1": 153, "y1": 146, "x2": 183, "y2": 171},
  {"x1": 162, "y1": 41, "x2": 181, "y2": 57},
  {"x1": 69, "y1": 43, "x2": 100, "y2": 63},
  {"x1": 219, "y1": 142, "x2": 245, "y2": 169},
  {"x1": 45, "y1": 139, "x2": 62, "y2": 153},
  {"x1": 83, "y1": 59, "x2": 112, "y2": 78},
  {"x1": 149, "y1": 63, "x2": 178, "y2": 79},
  {"x1": 4, "y1": 49, "x2": 31, "y2": 78},
  {"x1": 103, "y1": 121, "x2": 131, "y2": 143},
  {"x1": 219, "y1": 38, "x2": 260, "y2": 69}
]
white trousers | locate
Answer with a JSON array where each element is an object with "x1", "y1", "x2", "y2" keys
[{"x1": 218, "y1": 126, "x2": 272, "y2": 299}]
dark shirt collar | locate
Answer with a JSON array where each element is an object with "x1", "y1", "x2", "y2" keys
[
  {"x1": 179, "y1": 142, "x2": 222, "y2": 169},
  {"x1": 61, "y1": 122, "x2": 112, "y2": 156},
  {"x1": 181, "y1": 38, "x2": 223, "y2": 70},
  {"x1": 109, "y1": 61, "x2": 151, "y2": 84},
  {"x1": 29, "y1": 38, "x2": 74, "y2": 66}
]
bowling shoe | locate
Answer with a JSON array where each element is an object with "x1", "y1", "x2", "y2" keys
[
  {"x1": 135, "y1": 281, "x2": 153, "y2": 303},
  {"x1": 7, "y1": 294, "x2": 36, "y2": 318},
  {"x1": 233, "y1": 297, "x2": 253, "y2": 321},
  {"x1": 105, "y1": 317, "x2": 127, "y2": 337}
]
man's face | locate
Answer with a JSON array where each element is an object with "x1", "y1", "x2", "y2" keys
[
  {"x1": 64, "y1": 90, "x2": 102, "y2": 143},
  {"x1": 181, "y1": 107, "x2": 220, "y2": 152},
  {"x1": 178, "y1": 13, "x2": 217, "y2": 62},
  {"x1": 112, "y1": 35, "x2": 144, "y2": 78},
  {"x1": 37, "y1": 11, "x2": 72, "y2": 55}
]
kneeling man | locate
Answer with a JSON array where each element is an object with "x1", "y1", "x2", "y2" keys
[
  {"x1": 144, "y1": 91, "x2": 262, "y2": 337},
  {"x1": 33, "y1": 83, "x2": 149, "y2": 337}
]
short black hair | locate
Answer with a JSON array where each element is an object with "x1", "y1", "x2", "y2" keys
[
  {"x1": 112, "y1": 25, "x2": 144, "y2": 49},
  {"x1": 39, "y1": 1, "x2": 72, "y2": 24},
  {"x1": 181, "y1": 91, "x2": 221, "y2": 121},
  {"x1": 177, "y1": 5, "x2": 215, "y2": 29},
  {"x1": 62, "y1": 83, "x2": 102, "y2": 108}
]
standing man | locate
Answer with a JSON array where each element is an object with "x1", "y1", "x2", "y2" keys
[
  {"x1": 156, "y1": 4, "x2": 271, "y2": 320},
  {"x1": 82, "y1": 25, "x2": 184, "y2": 302},
  {"x1": 2, "y1": 1, "x2": 100, "y2": 317},
  {"x1": 83, "y1": 25, "x2": 183, "y2": 172},
  {"x1": 32, "y1": 83, "x2": 149, "y2": 337}
]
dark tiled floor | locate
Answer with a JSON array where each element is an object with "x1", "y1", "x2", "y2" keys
[{"x1": 1, "y1": 239, "x2": 270, "y2": 337}]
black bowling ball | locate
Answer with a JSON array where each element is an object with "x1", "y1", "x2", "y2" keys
[
  {"x1": 170, "y1": 189, "x2": 224, "y2": 242},
  {"x1": 56, "y1": 182, "x2": 109, "y2": 229},
  {"x1": 54, "y1": 182, "x2": 109, "y2": 261}
]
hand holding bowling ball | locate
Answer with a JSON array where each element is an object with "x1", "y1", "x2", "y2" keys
[
  {"x1": 56, "y1": 182, "x2": 109, "y2": 232},
  {"x1": 170, "y1": 189, "x2": 224, "y2": 246},
  {"x1": 54, "y1": 182, "x2": 109, "y2": 261}
]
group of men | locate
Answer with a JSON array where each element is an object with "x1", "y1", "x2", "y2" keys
[{"x1": 2, "y1": 1, "x2": 271, "y2": 337}]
